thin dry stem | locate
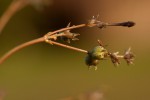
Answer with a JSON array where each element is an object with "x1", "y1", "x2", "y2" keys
[
  {"x1": 47, "y1": 24, "x2": 86, "y2": 36},
  {"x1": 0, "y1": 0, "x2": 28, "y2": 34},
  {"x1": 0, "y1": 37, "x2": 45, "y2": 64},
  {"x1": 0, "y1": 23, "x2": 88, "y2": 64},
  {"x1": 46, "y1": 40, "x2": 88, "y2": 53}
]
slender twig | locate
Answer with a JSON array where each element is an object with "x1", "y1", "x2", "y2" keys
[
  {"x1": 47, "y1": 24, "x2": 86, "y2": 36},
  {"x1": 0, "y1": 0, "x2": 28, "y2": 34},
  {"x1": 46, "y1": 40, "x2": 88, "y2": 53},
  {"x1": 0, "y1": 37, "x2": 45, "y2": 64},
  {"x1": 0, "y1": 23, "x2": 88, "y2": 64},
  {"x1": 0, "y1": 21, "x2": 134, "y2": 65}
]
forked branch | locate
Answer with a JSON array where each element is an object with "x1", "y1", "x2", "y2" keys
[
  {"x1": 0, "y1": 15, "x2": 135, "y2": 68},
  {"x1": 0, "y1": 24, "x2": 88, "y2": 64}
]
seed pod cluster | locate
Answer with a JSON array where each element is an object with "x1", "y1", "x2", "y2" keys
[{"x1": 85, "y1": 46, "x2": 108, "y2": 70}]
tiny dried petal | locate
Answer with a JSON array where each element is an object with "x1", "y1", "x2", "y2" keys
[
  {"x1": 97, "y1": 40, "x2": 104, "y2": 46},
  {"x1": 87, "y1": 15, "x2": 100, "y2": 27},
  {"x1": 124, "y1": 48, "x2": 135, "y2": 65},
  {"x1": 109, "y1": 52, "x2": 120, "y2": 66},
  {"x1": 58, "y1": 23, "x2": 80, "y2": 43},
  {"x1": 87, "y1": 15, "x2": 110, "y2": 29},
  {"x1": 59, "y1": 32, "x2": 80, "y2": 43},
  {"x1": 71, "y1": 33, "x2": 80, "y2": 40}
]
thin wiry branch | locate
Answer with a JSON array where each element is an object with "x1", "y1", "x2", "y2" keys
[
  {"x1": 46, "y1": 40, "x2": 88, "y2": 53},
  {"x1": 0, "y1": 13, "x2": 135, "y2": 66},
  {"x1": 0, "y1": 24, "x2": 88, "y2": 65},
  {"x1": 46, "y1": 24, "x2": 86, "y2": 36}
]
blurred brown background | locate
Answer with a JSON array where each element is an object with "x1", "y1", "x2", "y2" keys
[{"x1": 0, "y1": 0, "x2": 150, "y2": 100}]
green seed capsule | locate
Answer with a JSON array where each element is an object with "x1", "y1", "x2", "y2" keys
[
  {"x1": 85, "y1": 46, "x2": 108, "y2": 70},
  {"x1": 90, "y1": 46, "x2": 108, "y2": 60},
  {"x1": 85, "y1": 55, "x2": 99, "y2": 66}
]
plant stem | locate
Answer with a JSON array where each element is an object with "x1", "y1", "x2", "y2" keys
[
  {"x1": 46, "y1": 40, "x2": 88, "y2": 53},
  {"x1": 0, "y1": 0, "x2": 28, "y2": 34},
  {"x1": 0, "y1": 37, "x2": 45, "y2": 65},
  {"x1": 47, "y1": 24, "x2": 86, "y2": 36},
  {"x1": 0, "y1": 23, "x2": 88, "y2": 65}
]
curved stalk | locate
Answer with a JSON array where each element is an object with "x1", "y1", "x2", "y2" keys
[{"x1": 0, "y1": 37, "x2": 45, "y2": 64}]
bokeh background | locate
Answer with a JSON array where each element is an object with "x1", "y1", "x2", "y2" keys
[{"x1": 0, "y1": 0, "x2": 150, "y2": 100}]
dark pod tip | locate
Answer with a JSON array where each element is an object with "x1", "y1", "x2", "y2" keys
[
  {"x1": 110, "y1": 21, "x2": 136, "y2": 27},
  {"x1": 120, "y1": 21, "x2": 136, "y2": 27}
]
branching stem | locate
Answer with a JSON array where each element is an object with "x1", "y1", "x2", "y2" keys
[
  {"x1": 47, "y1": 24, "x2": 86, "y2": 36},
  {"x1": 0, "y1": 24, "x2": 88, "y2": 65},
  {"x1": 46, "y1": 40, "x2": 88, "y2": 53}
]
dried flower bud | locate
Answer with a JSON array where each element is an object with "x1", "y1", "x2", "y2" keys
[
  {"x1": 87, "y1": 16, "x2": 108, "y2": 29},
  {"x1": 58, "y1": 23, "x2": 80, "y2": 43},
  {"x1": 124, "y1": 48, "x2": 135, "y2": 65},
  {"x1": 108, "y1": 21, "x2": 135, "y2": 27},
  {"x1": 59, "y1": 32, "x2": 80, "y2": 43},
  {"x1": 87, "y1": 15, "x2": 100, "y2": 27},
  {"x1": 109, "y1": 52, "x2": 120, "y2": 66}
]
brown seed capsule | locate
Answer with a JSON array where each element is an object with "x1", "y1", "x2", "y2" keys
[
  {"x1": 124, "y1": 48, "x2": 135, "y2": 65},
  {"x1": 108, "y1": 21, "x2": 135, "y2": 27},
  {"x1": 109, "y1": 52, "x2": 120, "y2": 66}
]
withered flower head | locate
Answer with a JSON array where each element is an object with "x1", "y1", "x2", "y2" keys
[
  {"x1": 87, "y1": 15, "x2": 100, "y2": 27},
  {"x1": 124, "y1": 47, "x2": 135, "y2": 65},
  {"x1": 109, "y1": 52, "x2": 120, "y2": 66},
  {"x1": 59, "y1": 23, "x2": 80, "y2": 43},
  {"x1": 87, "y1": 15, "x2": 109, "y2": 29}
]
